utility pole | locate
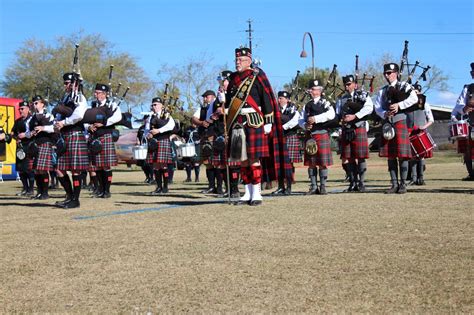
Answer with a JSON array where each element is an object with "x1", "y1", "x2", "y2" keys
[{"x1": 245, "y1": 19, "x2": 253, "y2": 51}]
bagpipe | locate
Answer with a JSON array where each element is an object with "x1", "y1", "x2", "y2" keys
[{"x1": 0, "y1": 113, "x2": 12, "y2": 144}]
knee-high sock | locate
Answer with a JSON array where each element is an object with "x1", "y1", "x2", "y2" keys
[
  {"x1": 308, "y1": 168, "x2": 317, "y2": 188},
  {"x1": 417, "y1": 159, "x2": 425, "y2": 179},
  {"x1": 104, "y1": 170, "x2": 112, "y2": 193},
  {"x1": 72, "y1": 175, "x2": 82, "y2": 201},
  {"x1": 42, "y1": 173, "x2": 49, "y2": 195},
  {"x1": 399, "y1": 159, "x2": 409, "y2": 183},
  {"x1": 388, "y1": 159, "x2": 398, "y2": 185},
  {"x1": 58, "y1": 173, "x2": 73, "y2": 198},
  {"x1": 358, "y1": 159, "x2": 367, "y2": 184},
  {"x1": 319, "y1": 168, "x2": 328, "y2": 187}
]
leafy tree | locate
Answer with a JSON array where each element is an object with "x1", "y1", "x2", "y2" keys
[
  {"x1": 0, "y1": 32, "x2": 153, "y2": 110},
  {"x1": 156, "y1": 53, "x2": 228, "y2": 112}
]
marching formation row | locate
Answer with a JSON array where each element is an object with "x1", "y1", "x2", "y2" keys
[{"x1": 1, "y1": 48, "x2": 473, "y2": 208}]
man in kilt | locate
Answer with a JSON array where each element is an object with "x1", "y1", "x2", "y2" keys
[
  {"x1": 298, "y1": 80, "x2": 335, "y2": 195},
  {"x1": 30, "y1": 95, "x2": 56, "y2": 199},
  {"x1": 225, "y1": 47, "x2": 290, "y2": 205},
  {"x1": 271, "y1": 91, "x2": 301, "y2": 195},
  {"x1": 451, "y1": 62, "x2": 474, "y2": 181},
  {"x1": 11, "y1": 101, "x2": 35, "y2": 196},
  {"x1": 335, "y1": 75, "x2": 373, "y2": 192},
  {"x1": 374, "y1": 63, "x2": 418, "y2": 194},
  {"x1": 87, "y1": 83, "x2": 122, "y2": 198},
  {"x1": 146, "y1": 97, "x2": 175, "y2": 195},
  {"x1": 407, "y1": 84, "x2": 434, "y2": 186},
  {"x1": 54, "y1": 72, "x2": 89, "y2": 209},
  {"x1": 192, "y1": 90, "x2": 225, "y2": 195}
]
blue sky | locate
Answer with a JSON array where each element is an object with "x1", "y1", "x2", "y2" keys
[{"x1": 1, "y1": 0, "x2": 473, "y2": 107}]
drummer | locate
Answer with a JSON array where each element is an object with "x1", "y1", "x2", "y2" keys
[
  {"x1": 408, "y1": 84, "x2": 434, "y2": 186},
  {"x1": 451, "y1": 62, "x2": 474, "y2": 181}
]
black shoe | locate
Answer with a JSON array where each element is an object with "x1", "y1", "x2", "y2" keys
[
  {"x1": 26, "y1": 189, "x2": 34, "y2": 196},
  {"x1": 306, "y1": 187, "x2": 319, "y2": 195},
  {"x1": 319, "y1": 185, "x2": 327, "y2": 195},
  {"x1": 184, "y1": 178, "x2": 192, "y2": 183},
  {"x1": 161, "y1": 187, "x2": 169, "y2": 194},
  {"x1": 16, "y1": 189, "x2": 27, "y2": 196},
  {"x1": 407, "y1": 180, "x2": 416, "y2": 186},
  {"x1": 201, "y1": 187, "x2": 217, "y2": 194},
  {"x1": 344, "y1": 183, "x2": 356, "y2": 193},
  {"x1": 32, "y1": 193, "x2": 43, "y2": 200},
  {"x1": 385, "y1": 185, "x2": 398, "y2": 194},
  {"x1": 249, "y1": 200, "x2": 262, "y2": 206},
  {"x1": 92, "y1": 191, "x2": 104, "y2": 198},
  {"x1": 55, "y1": 196, "x2": 72, "y2": 207},
  {"x1": 397, "y1": 183, "x2": 407, "y2": 194},
  {"x1": 271, "y1": 187, "x2": 286, "y2": 195},
  {"x1": 461, "y1": 176, "x2": 474, "y2": 181},
  {"x1": 101, "y1": 192, "x2": 111, "y2": 198},
  {"x1": 39, "y1": 193, "x2": 49, "y2": 200},
  {"x1": 357, "y1": 183, "x2": 366, "y2": 193},
  {"x1": 151, "y1": 188, "x2": 162, "y2": 195},
  {"x1": 416, "y1": 179, "x2": 425, "y2": 186},
  {"x1": 61, "y1": 199, "x2": 80, "y2": 209},
  {"x1": 284, "y1": 188, "x2": 292, "y2": 195}
]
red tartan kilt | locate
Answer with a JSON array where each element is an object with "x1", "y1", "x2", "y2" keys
[
  {"x1": 379, "y1": 120, "x2": 412, "y2": 159},
  {"x1": 209, "y1": 149, "x2": 226, "y2": 167},
  {"x1": 34, "y1": 142, "x2": 55, "y2": 171},
  {"x1": 340, "y1": 126, "x2": 369, "y2": 160},
  {"x1": 285, "y1": 134, "x2": 303, "y2": 163},
  {"x1": 457, "y1": 138, "x2": 474, "y2": 157},
  {"x1": 244, "y1": 124, "x2": 269, "y2": 160},
  {"x1": 146, "y1": 138, "x2": 173, "y2": 164},
  {"x1": 304, "y1": 132, "x2": 333, "y2": 167},
  {"x1": 58, "y1": 130, "x2": 89, "y2": 171},
  {"x1": 89, "y1": 133, "x2": 117, "y2": 168}
]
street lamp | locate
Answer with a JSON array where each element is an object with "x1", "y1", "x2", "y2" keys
[{"x1": 300, "y1": 32, "x2": 315, "y2": 80}]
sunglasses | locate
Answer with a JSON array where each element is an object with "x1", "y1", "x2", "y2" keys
[
  {"x1": 345, "y1": 82, "x2": 353, "y2": 86},
  {"x1": 384, "y1": 71, "x2": 395, "y2": 75}
]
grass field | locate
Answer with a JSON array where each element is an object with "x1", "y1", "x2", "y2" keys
[{"x1": 0, "y1": 152, "x2": 472, "y2": 313}]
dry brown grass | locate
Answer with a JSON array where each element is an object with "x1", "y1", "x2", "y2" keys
[{"x1": 0, "y1": 152, "x2": 472, "y2": 313}]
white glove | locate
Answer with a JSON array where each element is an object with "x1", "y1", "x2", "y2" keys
[
  {"x1": 451, "y1": 116, "x2": 458, "y2": 122},
  {"x1": 217, "y1": 91, "x2": 226, "y2": 103},
  {"x1": 264, "y1": 123, "x2": 272, "y2": 134},
  {"x1": 282, "y1": 123, "x2": 288, "y2": 130}
]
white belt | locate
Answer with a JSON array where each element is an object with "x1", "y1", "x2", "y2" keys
[{"x1": 239, "y1": 107, "x2": 260, "y2": 114}]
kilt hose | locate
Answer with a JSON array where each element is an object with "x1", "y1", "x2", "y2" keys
[
  {"x1": 340, "y1": 126, "x2": 370, "y2": 160},
  {"x1": 304, "y1": 132, "x2": 333, "y2": 167},
  {"x1": 285, "y1": 133, "x2": 303, "y2": 163},
  {"x1": 379, "y1": 120, "x2": 412, "y2": 159},
  {"x1": 34, "y1": 142, "x2": 55, "y2": 172},
  {"x1": 57, "y1": 130, "x2": 89, "y2": 172},
  {"x1": 89, "y1": 133, "x2": 118, "y2": 168},
  {"x1": 146, "y1": 138, "x2": 173, "y2": 165}
]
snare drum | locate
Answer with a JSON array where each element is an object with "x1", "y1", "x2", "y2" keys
[
  {"x1": 132, "y1": 145, "x2": 148, "y2": 160},
  {"x1": 410, "y1": 129, "x2": 436, "y2": 159},
  {"x1": 449, "y1": 120, "x2": 468, "y2": 140}
]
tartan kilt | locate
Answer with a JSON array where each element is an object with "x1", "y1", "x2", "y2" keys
[
  {"x1": 379, "y1": 120, "x2": 412, "y2": 159},
  {"x1": 146, "y1": 138, "x2": 173, "y2": 164},
  {"x1": 209, "y1": 148, "x2": 226, "y2": 167},
  {"x1": 57, "y1": 130, "x2": 89, "y2": 171},
  {"x1": 286, "y1": 133, "x2": 303, "y2": 163},
  {"x1": 340, "y1": 126, "x2": 370, "y2": 160},
  {"x1": 34, "y1": 142, "x2": 55, "y2": 171},
  {"x1": 457, "y1": 138, "x2": 474, "y2": 158},
  {"x1": 244, "y1": 124, "x2": 269, "y2": 161},
  {"x1": 304, "y1": 132, "x2": 333, "y2": 167},
  {"x1": 89, "y1": 133, "x2": 117, "y2": 168},
  {"x1": 16, "y1": 156, "x2": 33, "y2": 172}
]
